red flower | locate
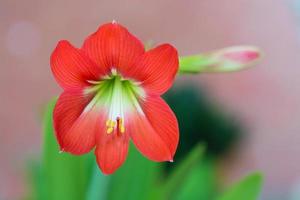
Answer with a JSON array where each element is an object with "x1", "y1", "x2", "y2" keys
[{"x1": 50, "y1": 22, "x2": 179, "y2": 174}]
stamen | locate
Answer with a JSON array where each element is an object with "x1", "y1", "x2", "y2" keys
[
  {"x1": 107, "y1": 127, "x2": 114, "y2": 134},
  {"x1": 119, "y1": 125, "x2": 125, "y2": 133},
  {"x1": 106, "y1": 119, "x2": 116, "y2": 134},
  {"x1": 117, "y1": 117, "x2": 125, "y2": 134},
  {"x1": 106, "y1": 119, "x2": 116, "y2": 127},
  {"x1": 105, "y1": 118, "x2": 125, "y2": 135}
]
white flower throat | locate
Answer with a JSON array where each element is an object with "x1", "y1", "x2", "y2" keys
[{"x1": 86, "y1": 70, "x2": 145, "y2": 135}]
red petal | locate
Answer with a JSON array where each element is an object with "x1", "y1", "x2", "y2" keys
[
  {"x1": 95, "y1": 133, "x2": 129, "y2": 175},
  {"x1": 128, "y1": 96, "x2": 179, "y2": 161},
  {"x1": 51, "y1": 40, "x2": 104, "y2": 89},
  {"x1": 82, "y1": 22, "x2": 144, "y2": 74},
  {"x1": 126, "y1": 44, "x2": 179, "y2": 95},
  {"x1": 53, "y1": 89, "x2": 102, "y2": 155}
]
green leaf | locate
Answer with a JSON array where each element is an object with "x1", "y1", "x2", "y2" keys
[
  {"x1": 86, "y1": 164, "x2": 110, "y2": 200},
  {"x1": 161, "y1": 144, "x2": 206, "y2": 199},
  {"x1": 107, "y1": 143, "x2": 162, "y2": 200},
  {"x1": 179, "y1": 46, "x2": 262, "y2": 74},
  {"x1": 24, "y1": 160, "x2": 44, "y2": 200},
  {"x1": 216, "y1": 172, "x2": 263, "y2": 200},
  {"x1": 41, "y1": 99, "x2": 93, "y2": 200},
  {"x1": 175, "y1": 159, "x2": 217, "y2": 200}
]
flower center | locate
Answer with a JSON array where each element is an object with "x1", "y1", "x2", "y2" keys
[{"x1": 86, "y1": 71, "x2": 144, "y2": 135}]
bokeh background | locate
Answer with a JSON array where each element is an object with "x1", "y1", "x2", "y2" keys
[{"x1": 1, "y1": 0, "x2": 300, "y2": 199}]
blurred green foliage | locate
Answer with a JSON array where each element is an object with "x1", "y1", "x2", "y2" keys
[
  {"x1": 216, "y1": 173, "x2": 263, "y2": 200},
  {"x1": 27, "y1": 87, "x2": 263, "y2": 200},
  {"x1": 164, "y1": 84, "x2": 242, "y2": 159},
  {"x1": 29, "y1": 100, "x2": 95, "y2": 200}
]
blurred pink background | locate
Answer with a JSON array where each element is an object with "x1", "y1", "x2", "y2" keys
[{"x1": 1, "y1": 0, "x2": 300, "y2": 199}]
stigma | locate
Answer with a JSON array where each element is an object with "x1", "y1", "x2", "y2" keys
[{"x1": 106, "y1": 117, "x2": 125, "y2": 135}]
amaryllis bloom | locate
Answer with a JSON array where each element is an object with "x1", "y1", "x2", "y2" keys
[{"x1": 50, "y1": 22, "x2": 179, "y2": 174}]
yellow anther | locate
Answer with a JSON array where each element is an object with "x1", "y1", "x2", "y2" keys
[
  {"x1": 106, "y1": 120, "x2": 115, "y2": 127},
  {"x1": 106, "y1": 118, "x2": 125, "y2": 134},
  {"x1": 119, "y1": 125, "x2": 125, "y2": 133},
  {"x1": 107, "y1": 127, "x2": 114, "y2": 134}
]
